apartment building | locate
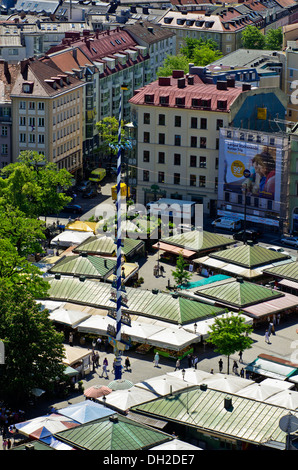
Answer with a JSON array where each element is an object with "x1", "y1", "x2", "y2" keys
[
  {"x1": 10, "y1": 57, "x2": 85, "y2": 176},
  {"x1": 129, "y1": 67, "x2": 286, "y2": 215},
  {"x1": 0, "y1": 61, "x2": 19, "y2": 168}
]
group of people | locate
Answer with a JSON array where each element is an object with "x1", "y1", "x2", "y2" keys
[
  {"x1": 186, "y1": 353, "x2": 199, "y2": 369},
  {"x1": 265, "y1": 314, "x2": 279, "y2": 344},
  {"x1": 0, "y1": 403, "x2": 25, "y2": 450}
]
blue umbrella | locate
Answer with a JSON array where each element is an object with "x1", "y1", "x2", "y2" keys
[{"x1": 56, "y1": 400, "x2": 114, "y2": 424}]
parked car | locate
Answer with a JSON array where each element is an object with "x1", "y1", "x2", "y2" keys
[
  {"x1": 266, "y1": 246, "x2": 290, "y2": 256},
  {"x1": 82, "y1": 186, "x2": 99, "y2": 198},
  {"x1": 233, "y1": 230, "x2": 260, "y2": 242},
  {"x1": 77, "y1": 180, "x2": 92, "y2": 192},
  {"x1": 280, "y1": 236, "x2": 298, "y2": 248},
  {"x1": 63, "y1": 203, "x2": 83, "y2": 214},
  {"x1": 212, "y1": 217, "x2": 242, "y2": 231}
]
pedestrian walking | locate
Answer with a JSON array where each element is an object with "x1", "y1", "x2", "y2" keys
[
  {"x1": 154, "y1": 352, "x2": 159, "y2": 367},
  {"x1": 233, "y1": 360, "x2": 239, "y2": 375},
  {"x1": 187, "y1": 354, "x2": 192, "y2": 368},
  {"x1": 218, "y1": 358, "x2": 223, "y2": 373},
  {"x1": 95, "y1": 351, "x2": 99, "y2": 367},
  {"x1": 102, "y1": 358, "x2": 109, "y2": 378},
  {"x1": 7, "y1": 439, "x2": 11, "y2": 450},
  {"x1": 265, "y1": 330, "x2": 271, "y2": 344},
  {"x1": 239, "y1": 351, "x2": 243, "y2": 363},
  {"x1": 193, "y1": 355, "x2": 198, "y2": 369},
  {"x1": 69, "y1": 332, "x2": 73, "y2": 347},
  {"x1": 240, "y1": 368, "x2": 245, "y2": 378},
  {"x1": 174, "y1": 359, "x2": 180, "y2": 371},
  {"x1": 125, "y1": 357, "x2": 131, "y2": 371},
  {"x1": 91, "y1": 352, "x2": 96, "y2": 372}
]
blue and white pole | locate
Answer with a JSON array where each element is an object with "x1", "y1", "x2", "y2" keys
[{"x1": 114, "y1": 86, "x2": 126, "y2": 380}]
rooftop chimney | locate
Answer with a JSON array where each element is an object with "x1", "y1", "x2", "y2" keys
[
  {"x1": 216, "y1": 80, "x2": 228, "y2": 90},
  {"x1": 172, "y1": 70, "x2": 184, "y2": 79}
]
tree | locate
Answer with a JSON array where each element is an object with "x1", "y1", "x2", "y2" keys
[
  {"x1": 0, "y1": 151, "x2": 72, "y2": 218},
  {"x1": 264, "y1": 28, "x2": 282, "y2": 50},
  {"x1": 0, "y1": 283, "x2": 65, "y2": 404},
  {"x1": 157, "y1": 54, "x2": 190, "y2": 77},
  {"x1": 171, "y1": 253, "x2": 192, "y2": 287},
  {"x1": 206, "y1": 313, "x2": 253, "y2": 374},
  {"x1": 180, "y1": 37, "x2": 223, "y2": 65},
  {"x1": 0, "y1": 205, "x2": 45, "y2": 257},
  {"x1": 241, "y1": 25, "x2": 265, "y2": 49}
]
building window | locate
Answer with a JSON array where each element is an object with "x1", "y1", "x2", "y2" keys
[
  {"x1": 215, "y1": 177, "x2": 218, "y2": 190},
  {"x1": 190, "y1": 155, "x2": 197, "y2": 167},
  {"x1": 159, "y1": 133, "x2": 165, "y2": 145},
  {"x1": 158, "y1": 171, "x2": 165, "y2": 183},
  {"x1": 174, "y1": 154, "x2": 181, "y2": 165},
  {"x1": 174, "y1": 135, "x2": 181, "y2": 146},
  {"x1": 215, "y1": 158, "x2": 219, "y2": 169},
  {"x1": 174, "y1": 173, "x2": 180, "y2": 185},
  {"x1": 200, "y1": 118, "x2": 207, "y2": 130},
  {"x1": 143, "y1": 170, "x2": 149, "y2": 181},
  {"x1": 199, "y1": 176, "x2": 206, "y2": 187},
  {"x1": 19, "y1": 101, "x2": 26, "y2": 109},
  {"x1": 158, "y1": 152, "x2": 165, "y2": 164},
  {"x1": 29, "y1": 102, "x2": 35, "y2": 110},
  {"x1": 1, "y1": 144, "x2": 8, "y2": 154},
  {"x1": 191, "y1": 117, "x2": 197, "y2": 129},
  {"x1": 29, "y1": 134, "x2": 35, "y2": 143},
  {"x1": 143, "y1": 150, "x2": 150, "y2": 162},
  {"x1": 174, "y1": 116, "x2": 181, "y2": 127},
  {"x1": 200, "y1": 137, "x2": 206, "y2": 148},
  {"x1": 143, "y1": 113, "x2": 150, "y2": 124},
  {"x1": 190, "y1": 174, "x2": 196, "y2": 187},
  {"x1": 191, "y1": 136, "x2": 197, "y2": 148},
  {"x1": 216, "y1": 138, "x2": 219, "y2": 150},
  {"x1": 144, "y1": 132, "x2": 150, "y2": 143},
  {"x1": 158, "y1": 114, "x2": 165, "y2": 125},
  {"x1": 38, "y1": 135, "x2": 45, "y2": 144},
  {"x1": 216, "y1": 119, "x2": 223, "y2": 130},
  {"x1": 1, "y1": 126, "x2": 7, "y2": 136},
  {"x1": 19, "y1": 133, "x2": 26, "y2": 143},
  {"x1": 38, "y1": 102, "x2": 45, "y2": 110},
  {"x1": 38, "y1": 117, "x2": 45, "y2": 127},
  {"x1": 199, "y1": 156, "x2": 206, "y2": 168}
]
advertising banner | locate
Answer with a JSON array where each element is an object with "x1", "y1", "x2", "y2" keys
[{"x1": 219, "y1": 139, "x2": 282, "y2": 202}]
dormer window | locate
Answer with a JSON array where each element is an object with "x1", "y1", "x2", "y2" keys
[{"x1": 22, "y1": 82, "x2": 33, "y2": 93}]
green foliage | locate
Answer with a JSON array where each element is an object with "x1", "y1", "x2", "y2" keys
[
  {"x1": 241, "y1": 25, "x2": 266, "y2": 49},
  {"x1": 0, "y1": 151, "x2": 72, "y2": 218},
  {"x1": 206, "y1": 313, "x2": 253, "y2": 374},
  {"x1": 172, "y1": 253, "x2": 192, "y2": 287},
  {"x1": 96, "y1": 116, "x2": 127, "y2": 155},
  {"x1": 157, "y1": 54, "x2": 190, "y2": 77},
  {"x1": 0, "y1": 284, "x2": 64, "y2": 403},
  {"x1": 264, "y1": 28, "x2": 283, "y2": 50}
]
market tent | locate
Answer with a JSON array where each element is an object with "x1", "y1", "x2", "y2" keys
[
  {"x1": 146, "y1": 327, "x2": 199, "y2": 351},
  {"x1": 84, "y1": 385, "x2": 112, "y2": 399},
  {"x1": 203, "y1": 374, "x2": 250, "y2": 393},
  {"x1": 65, "y1": 220, "x2": 96, "y2": 233},
  {"x1": 50, "y1": 230, "x2": 92, "y2": 247},
  {"x1": 264, "y1": 389, "x2": 298, "y2": 410},
  {"x1": 49, "y1": 308, "x2": 91, "y2": 328},
  {"x1": 135, "y1": 375, "x2": 188, "y2": 396},
  {"x1": 236, "y1": 382, "x2": 288, "y2": 401},
  {"x1": 242, "y1": 292, "x2": 298, "y2": 319},
  {"x1": 57, "y1": 400, "x2": 114, "y2": 423},
  {"x1": 167, "y1": 368, "x2": 213, "y2": 385},
  {"x1": 150, "y1": 438, "x2": 202, "y2": 451},
  {"x1": 15, "y1": 414, "x2": 79, "y2": 439},
  {"x1": 40, "y1": 436, "x2": 75, "y2": 450},
  {"x1": 152, "y1": 241, "x2": 196, "y2": 259},
  {"x1": 62, "y1": 345, "x2": 92, "y2": 371},
  {"x1": 245, "y1": 355, "x2": 298, "y2": 381},
  {"x1": 184, "y1": 312, "x2": 253, "y2": 339},
  {"x1": 37, "y1": 300, "x2": 65, "y2": 312},
  {"x1": 121, "y1": 322, "x2": 165, "y2": 343},
  {"x1": 76, "y1": 315, "x2": 112, "y2": 335},
  {"x1": 96, "y1": 387, "x2": 158, "y2": 412}
]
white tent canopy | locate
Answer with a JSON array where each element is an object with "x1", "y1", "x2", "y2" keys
[
  {"x1": 150, "y1": 439, "x2": 202, "y2": 451},
  {"x1": 135, "y1": 374, "x2": 188, "y2": 396},
  {"x1": 264, "y1": 389, "x2": 298, "y2": 410},
  {"x1": 49, "y1": 308, "x2": 91, "y2": 328},
  {"x1": 236, "y1": 382, "x2": 287, "y2": 401},
  {"x1": 50, "y1": 230, "x2": 92, "y2": 247},
  {"x1": 96, "y1": 386, "x2": 158, "y2": 412},
  {"x1": 167, "y1": 368, "x2": 213, "y2": 385},
  {"x1": 203, "y1": 373, "x2": 250, "y2": 393},
  {"x1": 76, "y1": 315, "x2": 112, "y2": 335},
  {"x1": 146, "y1": 327, "x2": 199, "y2": 351}
]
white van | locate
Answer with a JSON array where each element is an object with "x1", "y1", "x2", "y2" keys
[{"x1": 212, "y1": 217, "x2": 242, "y2": 231}]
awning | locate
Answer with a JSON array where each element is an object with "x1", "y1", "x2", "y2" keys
[
  {"x1": 245, "y1": 357, "x2": 298, "y2": 381},
  {"x1": 278, "y1": 279, "x2": 298, "y2": 290},
  {"x1": 152, "y1": 242, "x2": 195, "y2": 259},
  {"x1": 242, "y1": 292, "x2": 298, "y2": 318}
]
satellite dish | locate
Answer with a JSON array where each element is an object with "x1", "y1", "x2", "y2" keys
[{"x1": 279, "y1": 414, "x2": 298, "y2": 434}]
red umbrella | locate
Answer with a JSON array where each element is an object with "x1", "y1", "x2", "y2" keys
[{"x1": 84, "y1": 385, "x2": 112, "y2": 399}]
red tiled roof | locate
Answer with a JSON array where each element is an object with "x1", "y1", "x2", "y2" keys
[
  {"x1": 41, "y1": 48, "x2": 94, "y2": 73},
  {"x1": 129, "y1": 73, "x2": 243, "y2": 111}
]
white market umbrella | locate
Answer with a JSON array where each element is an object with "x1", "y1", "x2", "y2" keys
[
  {"x1": 135, "y1": 374, "x2": 187, "y2": 396},
  {"x1": 167, "y1": 368, "x2": 213, "y2": 385},
  {"x1": 51, "y1": 231, "x2": 92, "y2": 247},
  {"x1": 121, "y1": 322, "x2": 164, "y2": 343},
  {"x1": 237, "y1": 382, "x2": 291, "y2": 401},
  {"x1": 203, "y1": 374, "x2": 249, "y2": 393},
  {"x1": 15, "y1": 414, "x2": 79, "y2": 439},
  {"x1": 150, "y1": 439, "x2": 202, "y2": 451},
  {"x1": 96, "y1": 386, "x2": 158, "y2": 412},
  {"x1": 49, "y1": 308, "x2": 91, "y2": 328},
  {"x1": 265, "y1": 389, "x2": 298, "y2": 410},
  {"x1": 146, "y1": 327, "x2": 199, "y2": 351},
  {"x1": 76, "y1": 315, "x2": 111, "y2": 335}
]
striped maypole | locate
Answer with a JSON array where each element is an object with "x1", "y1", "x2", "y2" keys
[{"x1": 114, "y1": 85, "x2": 126, "y2": 380}]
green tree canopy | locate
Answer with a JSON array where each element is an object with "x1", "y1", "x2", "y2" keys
[
  {"x1": 171, "y1": 253, "x2": 192, "y2": 287},
  {"x1": 0, "y1": 283, "x2": 65, "y2": 404},
  {"x1": 264, "y1": 28, "x2": 283, "y2": 50},
  {"x1": 0, "y1": 151, "x2": 72, "y2": 218},
  {"x1": 241, "y1": 25, "x2": 266, "y2": 49},
  {"x1": 96, "y1": 116, "x2": 129, "y2": 156},
  {"x1": 206, "y1": 313, "x2": 253, "y2": 374},
  {"x1": 156, "y1": 54, "x2": 190, "y2": 77}
]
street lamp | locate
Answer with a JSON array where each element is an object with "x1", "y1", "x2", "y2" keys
[
  {"x1": 157, "y1": 241, "x2": 160, "y2": 276},
  {"x1": 182, "y1": 368, "x2": 185, "y2": 381}
]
